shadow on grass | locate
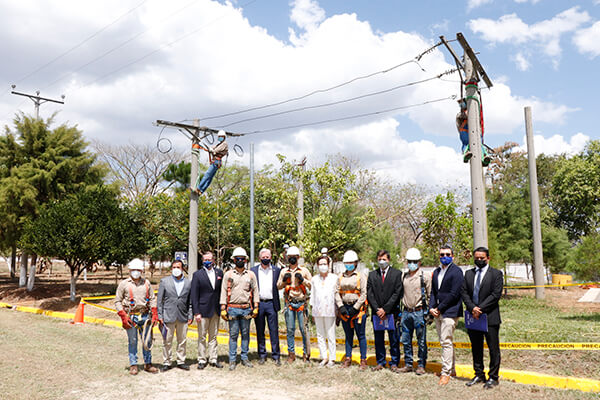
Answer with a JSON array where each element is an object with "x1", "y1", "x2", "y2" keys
[{"x1": 558, "y1": 313, "x2": 600, "y2": 322}]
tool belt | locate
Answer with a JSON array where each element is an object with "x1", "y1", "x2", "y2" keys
[
  {"x1": 287, "y1": 299, "x2": 306, "y2": 312},
  {"x1": 403, "y1": 306, "x2": 423, "y2": 313},
  {"x1": 338, "y1": 274, "x2": 367, "y2": 328},
  {"x1": 228, "y1": 303, "x2": 251, "y2": 309}
]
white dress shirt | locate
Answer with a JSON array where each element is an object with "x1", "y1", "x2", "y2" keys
[
  {"x1": 438, "y1": 264, "x2": 449, "y2": 290},
  {"x1": 258, "y1": 264, "x2": 274, "y2": 300},
  {"x1": 206, "y1": 267, "x2": 216, "y2": 289}
]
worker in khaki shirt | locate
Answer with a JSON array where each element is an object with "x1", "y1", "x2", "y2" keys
[
  {"x1": 220, "y1": 247, "x2": 259, "y2": 370},
  {"x1": 276, "y1": 246, "x2": 312, "y2": 363},
  {"x1": 398, "y1": 248, "x2": 431, "y2": 375},
  {"x1": 335, "y1": 250, "x2": 368, "y2": 369},
  {"x1": 115, "y1": 258, "x2": 159, "y2": 375}
]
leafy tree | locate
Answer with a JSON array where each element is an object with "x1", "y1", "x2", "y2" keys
[
  {"x1": 162, "y1": 160, "x2": 191, "y2": 193},
  {"x1": 566, "y1": 232, "x2": 600, "y2": 281}
]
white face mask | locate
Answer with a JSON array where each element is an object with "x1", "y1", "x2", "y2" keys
[
  {"x1": 172, "y1": 268, "x2": 182, "y2": 278},
  {"x1": 378, "y1": 260, "x2": 389, "y2": 269},
  {"x1": 130, "y1": 270, "x2": 142, "y2": 280},
  {"x1": 318, "y1": 264, "x2": 329, "y2": 274}
]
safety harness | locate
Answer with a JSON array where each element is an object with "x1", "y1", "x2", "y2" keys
[
  {"x1": 338, "y1": 273, "x2": 367, "y2": 328},
  {"x1": 127, "y1": 280, "x2": 153, "y2": 351},
  {"x1": 283, "y1": 268, "x2": 307, "y2": 312}
]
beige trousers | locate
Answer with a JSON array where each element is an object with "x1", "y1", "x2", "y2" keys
[
  {"x1": 197, "y1": 313, "x2": 220, "y2": 364},
  {"x1": 162, "y1": 320, "x2": 188, "y2": 365},
  {"x1": 435, "y1": 316, "x2": 458, "y2": 376}
]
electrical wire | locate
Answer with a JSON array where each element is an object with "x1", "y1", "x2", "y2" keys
[
  {"x1": 195, "y1": 41, "x2": 445, "y2": 122},
  {"x1": 238, "y1": 95, "x2": 457, "y2": 136},
  {"x1": 216, "y1": 68, "x2": 458, "y2": 129}
]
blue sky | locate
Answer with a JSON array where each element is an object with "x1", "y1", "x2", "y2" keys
[{"x1": 0, "y1": 0, "x2": 598, "y2": 187}]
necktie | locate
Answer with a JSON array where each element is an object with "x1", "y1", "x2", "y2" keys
[
  {"x1": 473, "y1": 269, "x2": 482, "y2": 305},
  {"x1": 381, "y1": 269, "x2": 386, "y2": 283}
]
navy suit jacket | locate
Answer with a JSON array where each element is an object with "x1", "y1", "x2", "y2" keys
[
  {"x1": 190, "y1": 267, "x2": 223, "y2": 318},
  {"x1": 430, "y1": 263, "x2": 464, "y2": 318},
  {"x1": 461, "y1": 266, "x2": 503, "y2": 326},
  {"x1": 251, "y1": 264, "x2": 281, "y2": 312}
]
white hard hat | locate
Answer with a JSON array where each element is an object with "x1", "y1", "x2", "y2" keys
[
  {"x1": 217, "y1": 130, "x2": 226, "y2": 138},
  {"x1": 283, "y1": 244, "x2": 290, "y2": 250},
  {"x1": 231, "y1": 247, "x2": 248, "y2": 260},
  {"x1": 342, "y1": 250, "x2": 359, "y2": 263},
  {"x1": 321, "y1": 247, "x2": 328, "y2": 254},
  {"x1": 127, "y1": 258, "x2": 145, "y2": 271},
  {"x1": 406, "y1": 248, "x2": 422, "y2": 261},
  {"x1": 286, "y1": 246, "x2": 300, "y2": 256}
]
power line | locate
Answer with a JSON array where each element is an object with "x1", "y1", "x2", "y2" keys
[
  {"x1": 217, "y1": 68, "x2": 458, "y2": 129},
  {"x1": 196, "y1": 41, "x2": 447, "y2": 122},
  {"x1": 239, "y1": 95, "x2": 457, "y2": 136},
  {"x1": 15, "y1": 0, "x2": 149, "y2": 85}
]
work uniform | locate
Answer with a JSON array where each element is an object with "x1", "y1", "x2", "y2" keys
[
  {"x1": 220, "y1": 268, "x2": 259, "y2": 363},
  {"x1": 115, "y1": 277, "x2": 157, "y2": 366},
  {"x1": 277, "y1": 265, "x2": 312, "y2": 358},
  {"x1": 196, "y1": 141, "x2": 229, "y2": 193},
  {"x1": 401, "y1": 271, "x2": 432, "y2": 370},
  {"x1": 335, "y1": 270, "x2": 368, "y2": 361}
]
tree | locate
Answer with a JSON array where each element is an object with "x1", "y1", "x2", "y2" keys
[
  {"x1": 566, "y1": 232, "x2": 600, "y2": 281},
  {"x1": 20, "y1": 186, "x2": 146, "y2": 301},
  {"x1": 162, "y1": 161, "x2": 191, "y2": 193}
]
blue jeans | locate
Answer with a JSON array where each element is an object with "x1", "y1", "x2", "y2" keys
[
  {"x1": 126, "y1": 313, "x2": 152, "y2": 365},
  {"x1": 401, "y1": 310, "x2": 427, "y2": 368},
  {"x1": 341, "y1": 313, "x2": 367, "y2": 359},
  {"x1": 197, "y1": 160, "x2": 221, "y2": 193},
  {"x1": 374, "y1": 323, "x2": 400, "y2": 366},
  {"x1": 228, "y1": 307, "x2": 251, "y2": 362},
  {"x1": 284, "y1": 304, "x2": 309, "y2": 356}
]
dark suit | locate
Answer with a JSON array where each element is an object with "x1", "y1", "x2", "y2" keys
[
  {"x1": 191, "y1": 267, "x2": 223, "y2": 318},
  {"x1": 251, "y1": 264, "x2": 281, "y2": 360},
  {"x1": 430, "y1": 263, "x2": 463, "y2": 318},
  {"x1": 367, "y1": 267, "x2": 403, "y2": 366},
  {"x1": 461, "y1": 265, "x2": 503, "y2": 380}
]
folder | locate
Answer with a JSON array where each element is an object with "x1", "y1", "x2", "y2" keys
[
  {"x1": 373, "y1": 314, "x2": 395, "y2": 331},
  {"x1": 464, "y1": 310, "x2": 488, "y2": 332}
]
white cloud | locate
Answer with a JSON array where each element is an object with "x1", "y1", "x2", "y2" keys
[
  {"x1": 468, "y1": 7, "x2": 591, "y2": 67},
  {"x1": 467, "y1": 0, "x2": 493, "y2": 11},
  {"x1": 573, "y1": 21, "x2": 600, "y2": 58},
  {"x1": 517, "y1": 132, "x2": 590, "y2": 156},
  {"x1": 289, "y1": 0, "x2": 325, "y2": 32},
  {"x1": 513, "y1": 52, "x2": 531, "y2": 71}
]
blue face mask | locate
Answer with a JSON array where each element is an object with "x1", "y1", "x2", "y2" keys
[
  {"x1": 203, "y1": 261, "x2": 213, "y2": 269},
  {"x1": 218, "y1": 137, "x2": 225, "y2": 142},
  {"x1": 345, "y1": 264, "x2": 355, "y2": 271},
  {"x1": 440, "y1": 256, "x2": 453, "y2": 265},
  {"x1": 408, "y1": 262, "x2": 419, "y2": 272}
]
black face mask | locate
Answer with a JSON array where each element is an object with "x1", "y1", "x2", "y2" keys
[
  {"x1": 288, "y1": 256, "x2": 297, "y2": 265},
  {"x1": 235, "y1": 260, "x2": 246, "y2": 269},
  {"x1": 261, "y1": 258, "x2": 271, "y2": 266},
  {"x1": 474, "y1": 259, "x2": 487, "y2": 268}
]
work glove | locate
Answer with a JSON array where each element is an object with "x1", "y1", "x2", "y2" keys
[
  {"x1": 117, "y1": 310, "x2": 133, "y2": 329},
  {"x1": 151, "y1": 307, "x2": 159, "y2": 325},
  {"x1": 283, "y1": 272, "x2": 292, "y2": 282},
  {"x1": 295, "y1": 272, "x2": 304, "y2": 283},
  {"x1": 220, "y1": 309, "x2": 229, "y2": 321},
  {"x1": 339, "y1": 306, "x2": 349, "y2": 317},
  {"x1": 348, "y1": 306, "x2": 359, "y2": 317},
  {"x1": 252, "y1": 308, "x2": 259, "y2": 318}
]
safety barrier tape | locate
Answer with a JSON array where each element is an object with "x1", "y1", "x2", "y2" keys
[{"x1": 504, "y1": 282, "x2": 600, "y2": 289}]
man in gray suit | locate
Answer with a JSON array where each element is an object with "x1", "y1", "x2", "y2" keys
[{"x1": 157, "y1": 259, "x2": 193, "y2": 371}]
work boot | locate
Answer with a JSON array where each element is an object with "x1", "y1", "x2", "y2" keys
[
  {"x1": 415, "y1": 366, "x2": 426, "y2": 375},
  {"x1": 397, "y1": 365, "x2": 413, "y2": 373},
  {"x1": 287, "y1": 353, "x2": 296, "y2": 364},
  {"x1": 229, "y1": 362, "x2": 236, "y2": 371},
  {"x1": 144, "y1": 364, "x2": 158, "y2": 374},
  {"x1": 359, "y1": 359, "x2": 368, "y2": 371},
  {"x1": 129, "y1": 365, "x2": 138, "y2": 375},
  {"x1": 302, "y1": 354, "x2": 310, "y2": 363},
  {"x1": 463, "y1": 150, "x2": 472, "y2": 163},
  {"x1": 340, "y1": 357, "x2": 352, "y2": 368},
  {"x1": 241, "y1": 360, "x2": 253, "y2": 368}
]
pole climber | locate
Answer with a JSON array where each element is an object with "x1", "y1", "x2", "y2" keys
[
  {"x1": 456, "y1": 98, "x2": 491, "y2": 167},
  {"x1": 190, "y1": 130, "x2": 229, "y2": 195}
]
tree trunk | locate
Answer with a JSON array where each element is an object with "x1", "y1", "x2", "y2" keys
[
  {"x1": 26, "y1": 254, "x2": 37, "y2": 292},
  {"x1": 19, "y1": 252, "x2": 28, "y2": 287},
  {"x1": 70, "y1": 273, "x2": 77, "y2": 302},
  {"x1": 9, "y1": 245, "x2": 16, "y2": 279}
]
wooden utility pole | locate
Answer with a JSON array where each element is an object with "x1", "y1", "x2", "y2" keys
[{"x1": 524, "y1": 107, "x2": 545, "y2": 299}]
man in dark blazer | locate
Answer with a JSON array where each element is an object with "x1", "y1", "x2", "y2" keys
[
  {"x1": 367, "y1": 249, "x2": 403, "y2": 371},
  {"x1": 429, "y1": 245, "x2": 464, "y2": 385},
  {"x1": 191, "y1": 251, "x2": 224, "y2": 369},
  {"x1": 157, "y1": 259, "x2": 193, "y2": 371},
  {"x1": 461, "y1": 246, "x2": 503, "y2": 389},
  {"x1": 251, "y1": 248, "x2": 282, "y2": 365}
]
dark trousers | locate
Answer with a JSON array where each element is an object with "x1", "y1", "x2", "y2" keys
[
  {"x1": 468, "y1": 324, "x2": 501, "y2": 380},
  {"x1": 341, "y1": 314, "x2": 367, "y2": 359},
  {"x1": 374, "y1": 325, "x2": 400, "y2": 366},
  {"x1": 255, "y1": 300, "x2": 280, "y2": 360}
]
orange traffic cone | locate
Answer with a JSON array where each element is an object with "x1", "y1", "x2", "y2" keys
[{"x1": 71, "y1": 302, "x2": 85, "y2": 324}]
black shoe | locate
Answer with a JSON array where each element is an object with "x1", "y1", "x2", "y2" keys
[
  {"x1": 258, "y1": 358, "x2": 266, "y2": 365},
  {"x1": 483, "y1": 379, "x2": 499, "y2": 389},
  {"x1": 160, "y1": 364, "x2": 172, "y2": 372},
  {"x1": 210, "y1": 361, "x2": 223, "y2": 369},
  {"x1": 229, "y1": 362, "x2": 236, "y2": 371},
  {"x1": 197, "y1": 362, "x2": 207, "y2": 370},
  {"x1": 274, "y1": 358, "x2": 281, "y2": 366},
  {"x1": 466, "y1": 376, "x2": 487, "y2": 386},
  {"x1": 241, "y1": 360, "x2": 253, "y2": 368},
  {"x1": 177, "y1": 364, "x2": 190, "y2": 371}
]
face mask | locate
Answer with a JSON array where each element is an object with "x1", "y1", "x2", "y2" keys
[
  {"x1": 378, "y1": 260, "x2": 389, "y2": 269},
  {"x1": 440, "y1": 256, "x2": 453, "y2": 266},
  {"x1": 408, "y1": 262, "x2": 419, "y2": 272},
  {"x1": 345, "y1": 264, "x2": 355, "y2": 272},
  {"x1": 218, "y1": 137, "x2": 225, "y2": 142},
  {"x1": 172, "y1": 268, "x2": 182, "y2": 278},
  {"x1": 288, "y1": 256, "x2": 297, "y2": 265},
  {"x1": 318, "y1": 264, "x2": 329, "y2": 274},
  {"x1": 203, "y1": 261, "x2": 213, "y2": 269},
  {"x1": 235, "y1": 259, "x2": 246, "y2": 269},
  {"x1": 261, "y1": 258, "x2": 271, "y2": 266},
  {"x1": 130, "y1": 270, "x2": 141, "y2": 280},
  {"x1": 474, "y1": 259, "x2": 487, "y2": 268}
]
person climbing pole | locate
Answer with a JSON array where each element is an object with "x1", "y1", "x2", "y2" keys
[
  {"x1": 190, "y1": 130, "x2": 229, "y2": 195},
  {"x1": 456, "y1": 98, "x2": 491, "y2": 167}
]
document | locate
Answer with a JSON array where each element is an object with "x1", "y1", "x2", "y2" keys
[
  {"x1": 373, "y1": 314, "x2": 395, "y2": 331},
  {"x1": 464, "y1": 310, "x2": 488, "y2": 332}
]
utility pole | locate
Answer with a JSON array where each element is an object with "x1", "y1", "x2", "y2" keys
[
  {"x1": 10, "y1": 86, "x2": 64, "y2": 119},
  {"x1": 525, "y1": 107, "x2": 545, "y2": 300},
  {"x1": 249, "y1": 142, "x2": 255, "y2": 268},
  {"x1": 297, "y1": 156, "x2": 306, "y2": 261}
]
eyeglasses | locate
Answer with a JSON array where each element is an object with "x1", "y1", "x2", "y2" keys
[{"x1": 439, "y1": 253, "x2": 452, "y2": 256}]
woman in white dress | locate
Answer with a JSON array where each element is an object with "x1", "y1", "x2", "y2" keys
[{"x1": 310, "y1": 255, "x2": 338, "y2": 367}]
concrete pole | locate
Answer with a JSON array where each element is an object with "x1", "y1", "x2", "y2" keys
[
  {"x1": 188, "y1": 120, "x2": 200, "y2": 275},
  {"x1": 525, "y1": 107, "x2": 545, "y2": 300},
  {"x1": 297, "y1": 159, "x2": 305, "y2": 262},
  {"x1": 250, "y1": 142, "x2": 255, "y2": 268},
  {"x1": 464, "y1": 54, "x2": 488, "y2": 249}
]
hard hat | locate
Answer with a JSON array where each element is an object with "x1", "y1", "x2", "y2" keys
[
  {"x1": 231, "y1": 247, "x2": 248, "y2": 260},
  {"x1": 283, "y1": 244, "x2": 290, "y2": 250},
  {"x1": 321, "y1": 247, "x2": 328, "y2": 254},
  {"x1": 217, "y1": 130, "x2": 226, "y2": 138},
  {"x1": 342, "y1": 250, "x2": 359, "y2": 263},
  {"x1": 286, "y1": 246, "x2": 300, "y2": 256},
  {"x1": 127, "y1": 258, "x2": 145, "y2": 271},
  {"x1": 406, "y1": 248, "x2": 422, "y2": 261}
]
